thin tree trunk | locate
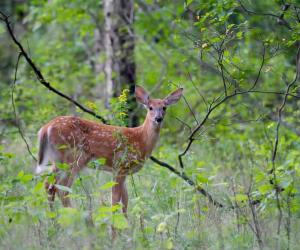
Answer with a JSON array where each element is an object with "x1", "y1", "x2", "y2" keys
[
  {"x1": 103, "y1": 0, "x2": 138, "y2": 127},
  {"x1": 104, "y1": 0, "x2": 116, "y2": 103}
]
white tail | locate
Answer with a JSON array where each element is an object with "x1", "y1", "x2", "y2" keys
[{"x1": 37, "y1": 85, "x2": 183, "y2": 213}]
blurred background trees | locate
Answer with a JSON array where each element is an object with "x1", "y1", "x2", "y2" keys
[{"x1": 1, "y1": 0, "x2": 300, "y2": 249}]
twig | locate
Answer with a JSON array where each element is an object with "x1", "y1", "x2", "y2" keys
[
  {"x1": 11, "y1": 52, "x2": 37, "y2": 162},
  {"x1": 182, "y1": 95, "x2": 199, "y2": 125},
  {"x1": 218, "y1": 49, "x2": 228, "y2": 96},
  {"x1": 249, "y1": 44, "x2": 266, "y2": 91},
  {"x1": 187, "y1": 71, "x2": 208, "y2": 111},
  {"x1": 173, "y1": 116, "x2": 192, "y2": 133}
]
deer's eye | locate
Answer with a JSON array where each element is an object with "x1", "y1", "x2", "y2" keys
[
  {"x1": 163, "y1": 106, "x2": 166, "y2": 111},
  {"x1": 149, "y1": 106, "x2": 153, "y2": 111}
]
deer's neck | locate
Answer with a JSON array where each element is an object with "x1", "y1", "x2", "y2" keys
[{"x1": 140, "y1": 112, "x2": 161, "y2": 158}]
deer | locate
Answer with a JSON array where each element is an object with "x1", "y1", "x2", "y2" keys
[{"x1": 36, "y1": 85, "x2": 183, "y2": 216}]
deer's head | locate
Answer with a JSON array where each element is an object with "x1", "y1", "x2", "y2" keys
[{"x1": 135, "y1": 85, "x2": 183, "y2": 125}]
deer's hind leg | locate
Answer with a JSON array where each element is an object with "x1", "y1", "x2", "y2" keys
[
  {"x1": 44, "y1": 168, "x2": 75, "y2": 208},
  {"x1": 45, "y1": 156, "x2": 87, "y2": 208},
  {"x1": 56, "y1": 160, "x2": 85, "y2": 207},
  {"x1": 43, "y1": 162, "x2": 60, "y2": 210},
  {"x1": 45, "y1": 177, "x2": 56, "y2": 210}
]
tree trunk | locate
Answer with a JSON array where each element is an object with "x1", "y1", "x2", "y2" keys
[{"x1": 103, "y1": 0, "x2": 138, "y2": 127}]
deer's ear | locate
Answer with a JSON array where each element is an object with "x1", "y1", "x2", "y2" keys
[
  {"x1": 135, "y1": 85, "x2": 149, "y2": 106},
  {"x1": 164, "y1": 88, "x2": 183, "y2": 106}
]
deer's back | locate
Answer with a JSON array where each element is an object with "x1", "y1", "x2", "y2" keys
[{"x1": 40, "y1": 116, "x2": 146, "y2": 173}]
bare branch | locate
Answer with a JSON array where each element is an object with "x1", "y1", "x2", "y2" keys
[
  {"x1": 11, "y1": 52, "x2": 37, "y2": 162},
  {"x1": 217, "y1": 41, "x2": 228, "y2": 96},
  {"x1": 173, "y1": 116, "x2": 192, "y2": 133},
  {"x1": 249, "y1": 44, "x2": 266, "y2": 91},
  {"x1": 182, "y1": 95, "x2": 199, "y2": 125},
  {"x1": 187, "y1": 71, "x2": 208, "y2": 111}
]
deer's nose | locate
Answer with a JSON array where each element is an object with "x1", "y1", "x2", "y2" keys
[{"x1": 155, "y1": 117, "x2": 163, "y2": 123}]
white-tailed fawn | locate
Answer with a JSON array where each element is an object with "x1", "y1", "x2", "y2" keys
[{"x1": 36, "y1": 85, "x2": 183, "y2": 216}]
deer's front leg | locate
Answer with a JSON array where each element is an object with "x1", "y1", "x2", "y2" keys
[
  {"x1": 121, "y1": 181, "x2": 128, "y2": 215},
  {"x1": 56, "y1": 171, "x2": 73, "y2": 207},
  {"x1": 112, "y1": 175, "x2": 126, "y2": 209},
  {"x1": 111, "y1": 175, "x2": 126, "y2": 239}
]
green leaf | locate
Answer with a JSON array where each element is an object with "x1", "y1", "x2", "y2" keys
[
  {"x1": 33, "y1": 182, "x2": 44, "y2": 193},
  {"x1": 18, "y1": 173, "x2": 33, "y2": 183},
  {"x1": 56, "y1": 163, "x2": 70, "y2": 170},
  {"x1": 57, "y1": 144, "x2": 68, "y2": 150},
  {"x1": 98, "y1": 204, "x2": 121, "y2": 213},
  {"x1": 157, "y1": 221, "x2": 167, "y2": 233},
  {"x1": 88, "y1": 158, "x2": 106, "y2": 169},
  {"x1": 99, "y1": 181, "x2": 117, "y2": 190},
  {"x1": 48, "y1": 174, "x2": 56, "y2": 184},
  {"x1": 185, "y1": 0, "x2": 194, "y2": 7},
  {"x1": 3, "y1": 152, "x2": 14, "y2": 158},
  {"x1": 46, "y1": 211, "x2": 57, "y2": 219},
  {"x1": 112, "y1": 213, "x2": 129, "y2": 229},
  {"x1": 258, "y1": 184, "x2": 272, "y2": 195},
  {"x1": 17, "y1": 171, "x2": 24, "y2": 178},
  {"x1": 96, "y1": 158, "x2": 106, "y2": 165},
  {"x1": 236, "y1": 31, "x2": 243, "y2": 39},
  {"x1": 223, "y1": 50, "x2": 230, "y2": 58},
  {"x1": 165, "y1": 238, "x2": 174, "y2": 250},
  {"x1": 233, "y1": 194, "x2": 248, "y2": 202},
  {"x1": 196, "y1": 174, "x2": 209, "y2": 183}
]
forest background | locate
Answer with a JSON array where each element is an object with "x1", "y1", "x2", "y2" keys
[{"x1": 1, "y1": 0, "x2": 300, "y2": 249}]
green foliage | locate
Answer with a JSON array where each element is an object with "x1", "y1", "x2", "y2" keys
[
  {"x1": 87, "y1": 158, "x2": 106, "y2": 170},
  {"x1": 110, "y1": 88, "x2": 130, "y2": 126},
  {"x1": 1, "y1": 0, "x2": 300, "y2": 249}
]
